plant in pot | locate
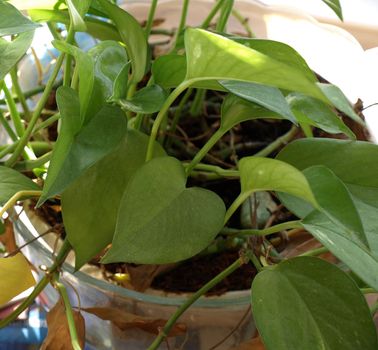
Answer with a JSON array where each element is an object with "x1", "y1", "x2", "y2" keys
[{"x1": 0, "y1": 0, "x2": 377, "y2": 349}]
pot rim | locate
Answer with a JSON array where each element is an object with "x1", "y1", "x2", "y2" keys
[{"x1": 15, "y1": 208, "x2": 252, "y2": 308}]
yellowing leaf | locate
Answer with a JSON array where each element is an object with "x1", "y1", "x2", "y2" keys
[
  {"x1": 0, "y1": 253, "x2": 36, "y2": 306},
  {"x1": 41, "y1": 299, "x2": 85, "y2": 350}
]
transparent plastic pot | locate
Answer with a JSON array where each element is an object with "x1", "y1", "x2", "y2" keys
[{"x1": 14, "y1": 210, "x2": 255, "y2": 350}]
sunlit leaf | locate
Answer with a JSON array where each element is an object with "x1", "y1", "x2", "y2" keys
[
  {"x1": 0, "y1": 166, "x2": 40, "y2": 205},
  {"x1": 102, "y1": 157, "x2": 226, "y2": 264},
  {"x1": 66, "y1": 0, "x2": 87, "y2": 32},
  {"x1": 0, "y1": 31, "x2": 34, "y2": 81},
  {"x1": 97, "y1": 0, "x2": 147, "y2": 83},
  {"x1": 0, "y1": 253, "x2": 36, "y2": 306},
  {"x1": 62, "y1": 130, "x2": 166, "y2": 269},
  {"x1": 287, "y1": 93, "x2": 355, "y2": 138},
  {"x1": 0, "y1": 1, "x2": 39, "y2": 36},
  {"x1": 252, "y1": 257, "x2": 377, "y2": 350}
]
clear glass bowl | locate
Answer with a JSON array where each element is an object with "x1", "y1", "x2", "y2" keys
[{"x1": 14, "y1": 210, "x2": 254, "y2": 349}]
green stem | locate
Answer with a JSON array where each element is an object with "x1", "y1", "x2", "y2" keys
[
  {"x1": 2, "y1": 83, "x2": 24, "y2": 137},
  {"x1": 63, "y1": 27, "x2": 75, "y2": 86},
  {"x1": 0, "y1": 190, "x2": 42, "y2": 218},
  {"x1": 0, "y1": 112, "x2": 17, "y2": 141},
  {"x1": 185, "y1": 163, "x2": 239, "y2": 178},
  {"x1": 172, "y1": 0, "x2": 190, "y2": 50},
  {"x1": 55, "y1": 280, "x2": 82, "y2": 350},
  {"x1": 5, "y1": 30, "x2": 75, "y2": 168},
  {"x1": 299, "y1": 246, "x2": 329, "y2": 257},
  {"x1": 223, "y1": 220, "x2": 303, "y2": 237},
  {"x1": 10, "y1": 68, "x2": 31, "y2": 121},
  {"x1": 216, "y1": 0, "x2": 234, "y2": 32},
  {"x1": 254, "y1": 125, "x2": 298, "y2": 157},
  {"x1": 189, "y1": 89, "x2": 206, "y2": 117},
  {"x1": 201, "y1": 0, "x2": 226, "y2": 29},
  {"x1": 224, "y1": 192, "x2": 249, "y2": 225},
  {"x1": 232, "y1": 8, "x2": 256, "y2": 37},
  {"x1": 0, "y1": 140, "x2": 52, "y2": 160},
  {"x1": 300, "y1": 122, "x2": 313, "y2": 138},
  {"x1": 147, "y1": 257, "x2": 246, "y2": 350},
  {"x1": 14, "y1": 151, "x2": 52, "y2": 171},
  {"x1": 185, "y1": 128, "x2": 226, "y2": 176},
  {"x1": 0, "y1": 239, "x2": 72, "y2": 328},
  {"x1": 146, "y1": 82, "x2": 190, "y2": 162},
  {"x1": 144, "y1": 0, "x2": 159, "y2": 38},
  {"x1": 34, "y1": 113, "x2": 60, "y2": 134}
]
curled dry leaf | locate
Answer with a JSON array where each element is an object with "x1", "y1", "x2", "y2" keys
[
  {"x1": 230, "y1": 336, "x2": 266, "y2": 350},
  {"x1": 41, "y1": 299, "x2": 85, "y2": 350},
  {"x1": 82, "y1": 307, "x2": 187, "y2": 336},
  {"x1": 0, "y1": 219, "x2": 17, "y2": 253}
]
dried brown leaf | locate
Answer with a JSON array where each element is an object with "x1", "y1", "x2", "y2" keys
[
  {"x1": 230, "y1": 336, "x2": 266, "y2": 350},
  {"x1": 82, "y1": 307, "x2": 186, "y2": 336},
  {"x1": 41, "y1": 299, "x2": 85, "y2": 350},
  {"x1": 0, "y1": 219, "x2": 17, "y2": 253}
]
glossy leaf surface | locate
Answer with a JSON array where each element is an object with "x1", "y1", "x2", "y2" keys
[
  {"x1": 252, "y1": 257, "x2": 377, "y2": 350},
  {"x1": 220, "y1": 80, "x2": 296, "y2": 123},
  {"x1": 115, "y1": 85, "x2": 168, "y2": 114},
  {"x1": 287, "y1": 93, "x2": 354, "y2": 138},
  {"x1": 184, "y1": 29, "x2": 325, "y2": 101},
  {"x1": 39, "y1": 87, "x2": 127, "y2": 204},
  {"x1": 97, "y1": 0, "x2": 147, "y2": 83},
  {"x1": 102, "y1": 157, "x2": 226, "y2": 264},
  {"x1": 0, "y1": 253, "x2": 36, "y2": 306},
  {"x1": 0, "y1": 31, "x2": 34, "y2": 81},
  {"x1": 0, "y1": 166, "x2": 40, "y2": 205},
  {"x1": 239, "y1": 157, "x2": 317, "y2": 207},
  {"x1": 62, "y1": 130, "x2": 165, "y2": 268},
  {"x1": 0, "y1": 1, "x2": 39, "y2": 36},
  {"x1": 221, "y1": 95, "x2": 285, "y2": 131}
]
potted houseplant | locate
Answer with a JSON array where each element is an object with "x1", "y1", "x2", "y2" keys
[{"x1": 0, "y1": 0, "x2": 377, "y2": 349}]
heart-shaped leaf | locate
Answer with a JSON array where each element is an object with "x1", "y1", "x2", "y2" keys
[
  {"x1": 0, "y1": 1, "x2": 39, "y2": 36},
  {"x1": 39, "y1": 87, "x2": 127, "y2": 205},
  {"x1": 252, "y1": 257, "x2": 377, "y2": 350},
  {"x1": 0, "y1": 31, "x2": 34, "y2": 81},
  {"x1": 97, "y1": 0, "x2": 147, "y2": 83},
  {"x1": 62, "y1": 130, "x2": 166, "y2": 269},
  {"x1": 184, "y1": 29, "x2": 325, "y2": 101},
  {"x1": 0, "y1": 253, "x2": 36, "y2": 306},
  {"x1": 239, "y1": 157, "x2": 317, "y2": 207},
  {"x1": 318, "y1": 83, "x2": 363, "y2": 125},
  {"x1": 52, "y1": 41, "x2": 94, "y2": 123},
  {"x1": 220, "y1": 80, "x2": 296, "y2": 123},
  {"x1": 102, "y1": 157, "x2": 226, "y2": 264},
  {"x1": 287, "y1": 93, "x2": 355, "y2": 138},
  {"x1": 0, "y1": 166, "x2": 40, "y2": 205},
  {"x1": 114, "y1": 85, "x2": 168, "y2": 114},
  {"x1": 220, "y1": 94, "x2": 286, "y2": 131}
]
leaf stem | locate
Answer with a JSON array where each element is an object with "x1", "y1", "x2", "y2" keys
[
  {"x1": 231, "y1": 8, "x2": 256, "y2": 37},
  {"x1": 0, "y1": 191, "x2": 42, "y2": 218},
  {"x1": 224, "y1": 192, "x2": 249, "y2": 225},
  {"x1": 10, "y1": 67, "x2": 31, "y2": 121},
  {"x1": 201, "y1": 0, "x2": 226, "y2": 29},
  {"x1": 185, "y1": 163, "x2": 239, "y2": 178},
  {"x1": 0, "y1": 111, "x2": 17, "y2": 141},
  {"x1": 254, "y1": 125, "x2": 298, "y2": 157},
  {"x1": 147, "y1": 257, "x2": 246, "y2": 350},
  {"x1": 0, "y1": 239, "x2": 72, "y2": 328},
  {"x1": 299, "y1": 246, "x2": 329, "y2": 257},
  {"x1": 144, "y1": 0, "x2": 159, "y2": 38},
  {"x1": 146, "y1": 82, "x2": 190, "y2": 161},
  {"x1": 216, "y1": 0, "x2": 234, "y2": 32},
  {"x1": 172, "y1": 0, "x2": 190, "y2": 50},
  {"x1": 2, "y1": 83, "x2": 24, "y2": 137},
  {"x1": 185, "y1": 128, "x2": 226, "y2": 176},
  {"x1": 5, "y1": 30, "x2": 75, "y2": 168},
  {"x1": 54, "y1": 279, "x2": 82, "y2": 350}
]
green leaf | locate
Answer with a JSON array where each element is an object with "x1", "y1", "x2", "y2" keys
[
  {"x1": 87, "y1": 40, "x2": 128, "y2": 120},
  {"x1": 102, "y1": 157, "x2": 226, "y2": 264},
  {"x1": 152, "y1": 54, "x2": 186, "y2": 89},
  {"x1": 61, "y1": 130, "x2": 166, "y2": 269},
  {"x1": 220, "y1": 80, "x2": 296, "y2": 123},
  {"x1": 252, "y1": 257, "x2": 377, "y2": 350},
  {"x1": 287, "y1": 93, "x2": 355, "y2": 138},
  {"x1": 109, "y1": 62, "x2": 130, "y2": 101},
  {"x1": 0, "y1": 1, "x2": 39, "y2": 36},
  {"x1": 97, "y1": 0, "x2": 147, "y2": 83},
  {"x1": 239, "y1": 157, "x2": 317, "y2": 207},
  {"x1": 321, "y1": 0, "x2": 343, "y2": 21},
  {"x1": 52, "y1": 41, "x2": 94, "y2": 123},
  {"x1": 0, "y1": 254, "x2": 36, "y2": 306},
  {"x1": 220, "y1": 94, "x2": 285, "y2": 131},
  {"x1": 0, "y1": 220, "x2": 4, "y2": 235},
  {"x1": 184, "y1": 29, "x2": 325, "y2": 101},
  {"x1": 0, "y1": 166, "x2": 40, "y2": 205},
  {"x1": 318, "y1": 83, "x2": 363, "y2": 125},
  {"x1": 114, "y1": 85, "x2": 168, "y2": 114},
  {"x1": 303, "y1": 165, "x2": 366, "y2": 246},
  {"x1": 39, "y1": 86, "x2": 127, "y2": 205},
  {"x1": 28, "y1": 9, "x2": 121, "y2": 41},
  {"x1": 66, "y1": 0, "x2": 87, "y2": 32},
  {"x1": 0, "y1": 31, "x2": 34, "y2": 81}
]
